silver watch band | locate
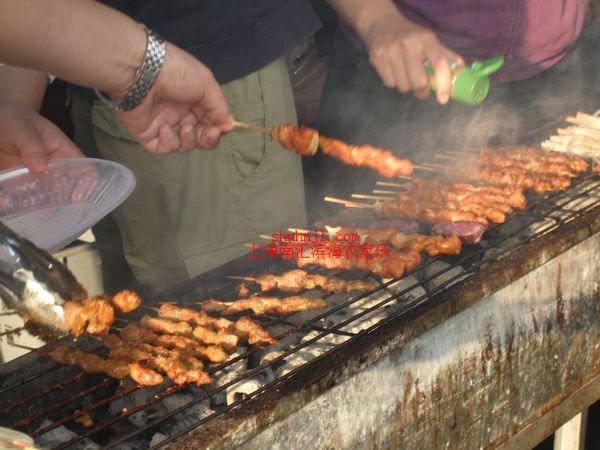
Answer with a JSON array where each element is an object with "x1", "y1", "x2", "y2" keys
[{"x1": 95, "y1": 25, "x2": 166, "y2": 112}]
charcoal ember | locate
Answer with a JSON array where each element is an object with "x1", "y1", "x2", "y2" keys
[
  {"x1": 431, "y1": 221, "x2": 484, "y2": 244},
  {"x1": 35, "y1": 420, "x2": 99, "y2": 449}
]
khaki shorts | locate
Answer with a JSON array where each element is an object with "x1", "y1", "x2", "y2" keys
[{"x1": 71, "y1": 58, "x2": 307, "y2": 292}]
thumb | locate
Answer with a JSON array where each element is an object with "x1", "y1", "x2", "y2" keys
[{"x1": 17, "y1": 121, "x2": 49, "y2": 173}]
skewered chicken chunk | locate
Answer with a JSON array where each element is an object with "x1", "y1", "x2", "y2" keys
[
  {"x1": 111, "y1": 290, "x2": 142, "y2": 313},
  {"x1": 200, "y1": 296, "x2": 326, "y2": 316},
  {"x1": 233, "y1": 269, "x2": 379, "y2": 295},
  {"x1": 324, "y1": 226, "x2": 462, "y2": 257},
  {"x1": 269, "y1": 124, "x2": 413, "y2": 178},
  {"x1": 295, "y1": 247, "x2": 422, "y2": 280},
  {"x1": 50, "y1": 346, "x2": 164, "y2": 386},
  {"x1": 63, "y1": 297, "x2": 115, "y2": 337},
  {"x1": 157, "y1": 304, "x2": 276, "y2": 345},
  {"x1": 120, "y1": 323, "x2": 227, "y2": 364},
  {"x1": 139, "y1": 315, "x2": 238, "y2": 351}
]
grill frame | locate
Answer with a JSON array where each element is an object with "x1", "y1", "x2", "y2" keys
[{"x1": 1, "y1": 123, "x2": 600, "y2": 449}]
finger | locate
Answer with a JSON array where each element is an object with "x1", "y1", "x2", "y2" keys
[
  {"x1": 389, "y1": 55, "x2": 411, "y2": 93},
  {"x1": 370, "y1": 53, "x2": 396, "y2": 89},
  {"x1": 157, "y1": 124, "x2": 182, "y2": 154},
  {"x1": 194, "y1": 125, "x2": 222, "y2": 150},
  {"x1": 425, "y1": 45, "x2": 453, "y2": 105},
  {"x1": 405, "y1": 54, "x2": 430, "y2": 101},
  {"x1": 194, "y1": 69, "x2": 231, "y2": 130},
  {"x1": 38, "y1": 116, "x2": 84, "y2": 159},
  {"x1": 180, "y1": 123, "x2": 197, "y2": 151},
  {"x1": 16, "y1": 120, "x2": 49, "y2": 172}
]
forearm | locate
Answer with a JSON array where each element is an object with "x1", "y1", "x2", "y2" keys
[
  {"x1": 0, "y1": 67, "x2": 48, "y2": 110},
  {"x1": 327, "y1": 0, "x2": 410, "y2": 38},
  {"x1": 0, "y1": 0, "x2": 145, "y2": 98}
]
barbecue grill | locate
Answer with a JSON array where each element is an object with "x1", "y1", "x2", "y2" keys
[{"x1": 0, "y1": 114, "x2": 599, "y2": 449}]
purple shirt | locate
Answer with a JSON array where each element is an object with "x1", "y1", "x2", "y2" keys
[{"x1": 347, "y1": 0, "x2": 586, "y2": 83}]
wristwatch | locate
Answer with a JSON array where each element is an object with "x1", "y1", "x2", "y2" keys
[{"x1": 95, "y1": 24, "x2": 166, "y2": 112}]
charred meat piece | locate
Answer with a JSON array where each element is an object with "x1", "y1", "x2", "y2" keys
[{"x1": 200, "y1": 296, "x2": 326, "y2": 316}]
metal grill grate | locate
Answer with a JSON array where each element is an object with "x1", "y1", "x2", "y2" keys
[{"x1": 1, "y1": 134, "x2": 600, "y2": 449}]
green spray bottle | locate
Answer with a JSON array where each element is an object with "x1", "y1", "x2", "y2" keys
[{"x1": 426, "y1": 56, "x2": 504, "y2": 105}]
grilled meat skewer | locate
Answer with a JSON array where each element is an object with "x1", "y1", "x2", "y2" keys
[
  {"x1": 374, "y1": 198, "x2": 489, "y2": 228},
  {"x1": 157, "y1": 304, "x2": 275, "y2": 345},
  {"x1": 120, "y1": 323, "x2": 227, "y2": 363},
  {"x1": 480, "y1": 147, "x2": 588, "y2": 173},
  {"x1": 270, "y1": 124, "x2": 413, "y2": 178},
  {"x1": 200, "y1": 296, "x2": 326, "y2": 316},
  {"x1": 325, "y1": 226, "x2": 462, "y2": 256},
  {"x1": 230, "y1": 269, "x2": 379, "y2": 295},
  {"x1": 50, "y1": 346, "x2": 164, "y2": 386},
  {"x1": 108, "y1": 346, "x2": 211, "y2": 386},
  {"x1": 140, "y1": 315, "x2": 239, "y2": 351},
  {"x1": 295, "y1": 247, "x2": 422, "y2": 280}
]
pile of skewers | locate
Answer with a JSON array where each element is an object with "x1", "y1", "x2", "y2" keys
[
  {"x1": 326, "y1": 145, "x2": 590, "y2": 232},
  {"x1": 541, "y1": 111, "x2": 600, "y2": 172},
  {"x1": 49, "y1": 293, "x2": 306, "y2": 387},
  {"x1": 43, "y1": 128, "x2": 599, "y2": 391}
]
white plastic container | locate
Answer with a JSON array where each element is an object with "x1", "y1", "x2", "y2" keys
[{"x1": 0, "y1": 158, "x2": 135, "y2": 252}]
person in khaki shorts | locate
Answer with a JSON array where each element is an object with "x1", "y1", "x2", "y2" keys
[
  {"x1": 68, "y1": 1, "x2": 321, "y2": 293},
  {"x1": 71, "y1": 59, "x2": 307, "y2": 292}
]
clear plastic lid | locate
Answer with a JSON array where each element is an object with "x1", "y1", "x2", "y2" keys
[{"x1": 0, "y1": 158, "x2": 135, "y2": 252}]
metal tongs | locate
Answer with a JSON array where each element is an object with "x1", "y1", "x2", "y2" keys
[{"x1": 0, "y1": 221, "x2": 87, "y2": 339}]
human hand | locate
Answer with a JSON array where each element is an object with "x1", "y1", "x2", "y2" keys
[
  {"x1": 362, "y1": 15, "x2": 464, "y2": 104},
  {"x1": 115, "y1": 43, "x2": 232, "y2": 154},
  {"x1": 0, "y1": 104, "x2": 83, "y2": 172}
]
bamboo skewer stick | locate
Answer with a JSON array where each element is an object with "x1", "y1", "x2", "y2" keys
[
  {"x1": 287, "y1": 227, "x2": 311, "y2": 234},
  {"x1": 434, "y1": 154, "x2": 459, "y2": 160},
  {"x1": 231, "y1": 120, "x2": 271, "y2": 134},
  {"x1": 324, "y1": 196, "x2": 374, "y2": 208},
  {"x1": 412, "y1": 164, "x2": 443, "y2": 172},
  {"x1": 422, "y1": 162, "x2": 446, "y2": 169},
  {"x1": 376, "y1": 181, "x2": 406, "y2": 188},
  {"x1": 0, "y1": 327, "x2": 24, "y2": 337},
  {"x1": 351, "y1": 194, "x2": 394, "y2": 201},
  {"x1": 398, "y1": 175, "x2": 412, "y2": 180},
  {"x1": 9, "y1": 343, "x2": 39, "y2": 352},
  {"x1": 227, "y1": 275, "x2": 258, "y2": 283},
  {"x1": 372, "y1": 189, "x2": 398, "y2": 195}
]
